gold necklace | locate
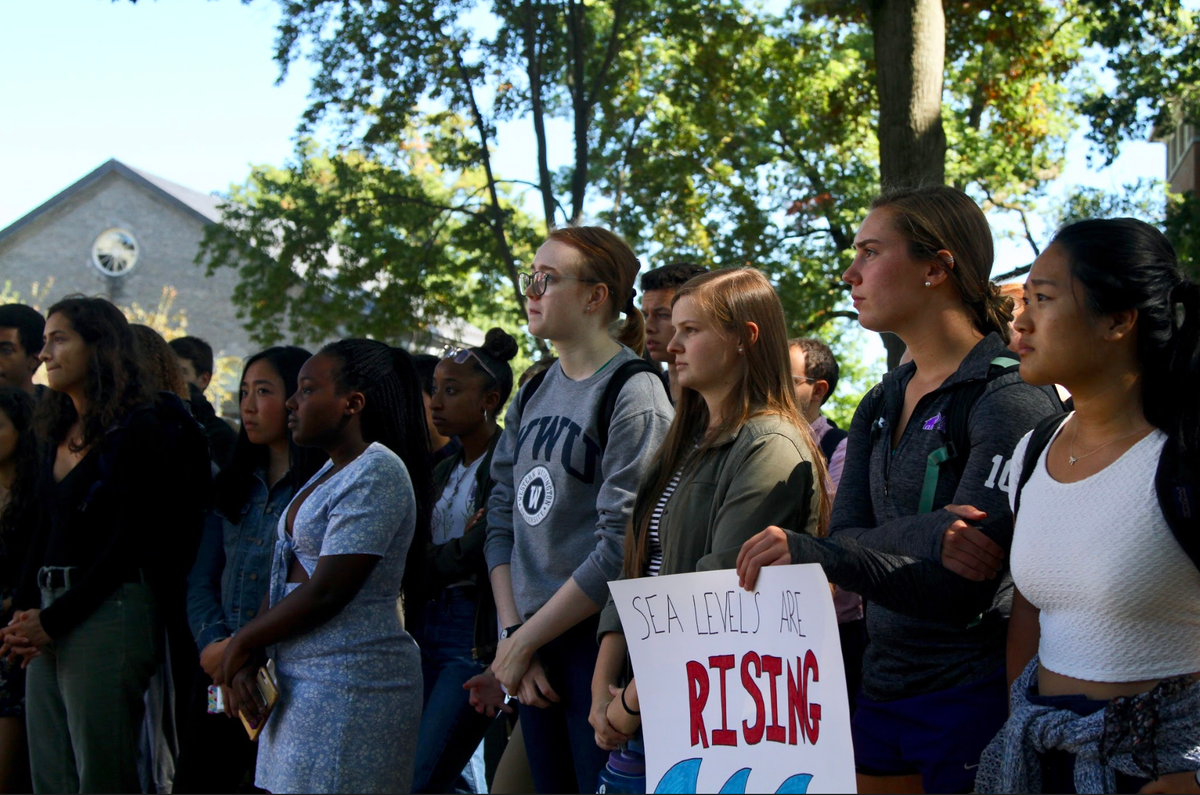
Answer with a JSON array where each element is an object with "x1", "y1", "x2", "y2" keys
[{"x1": 1068, "y1": 421, "x2": 1151, "y2": 466}]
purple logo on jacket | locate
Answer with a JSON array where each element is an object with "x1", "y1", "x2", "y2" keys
[{"x1": 923, "y1": 413, "x2": 945, "y2": 431}]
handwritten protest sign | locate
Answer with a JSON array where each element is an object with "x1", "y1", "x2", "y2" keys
[{"x1": 608, "y1": 564, "x2": 854, "y2": 794}]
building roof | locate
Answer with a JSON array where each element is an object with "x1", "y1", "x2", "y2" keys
[{"x1": 0, "y1": 158, "x2": 223, "y2": 248}]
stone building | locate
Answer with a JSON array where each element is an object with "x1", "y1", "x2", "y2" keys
[
  {"x1": 0, "y1": 160, "x2": 486, "y2": 411},
  {"x1": 0, "y1": 158, "x2": 255, "y2": 364}
]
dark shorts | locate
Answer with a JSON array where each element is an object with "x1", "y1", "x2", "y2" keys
[{"x1": 852, "y1": 667, "x2": 1008, "y2": 794}]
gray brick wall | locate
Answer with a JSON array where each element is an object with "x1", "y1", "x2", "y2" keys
[{"x1": 0, "y1": 171, "x2": 255, "y2": 362}]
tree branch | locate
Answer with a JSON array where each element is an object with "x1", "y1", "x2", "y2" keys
[
  {"x1": 994, "y1": 263, "x2": 1033, "y2": 282},
  {"x1": 452, "y1": 46, "x2": 531, "y2": 329},
  {"x1": 979, "y1": 184, "x2": 1041, "y2": 257}
]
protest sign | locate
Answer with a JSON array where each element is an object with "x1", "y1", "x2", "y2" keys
[{"x1": 608, "y1": 564, "x2": 854, "y2": 794}]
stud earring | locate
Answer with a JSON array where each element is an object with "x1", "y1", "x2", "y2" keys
[
  {"x1": 925, "y1": 282, "x2": 932, "y2": 287},
  {"x1": 738, "y1": 346, "x2": 744, "y2": 354}
]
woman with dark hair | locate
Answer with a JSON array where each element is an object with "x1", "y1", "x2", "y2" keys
[
  {"x1": 0, "y1": 387, "x2": 36, "y2": 792},
  {"x1": 484, "y1": 227, "x2": 673, "y2": 793},
  {"x1": 175, "y1": 346, "x2": 324, "y2": 793},
  {"x1": 410, "y1": 328, "x2": 519, "y2": 794},
  {"x1": 736, "y1": 187, "x2": 1062, "y2": 793},
  {"x1": 967, "y1": 219, "x2": 1200, "y2": 794},
  {"x1": 220, "y1": 340, "x2": 433, "y2": 794},
  {"x1": 0, "y1": 295, "x2": 177, "y2": 793}
]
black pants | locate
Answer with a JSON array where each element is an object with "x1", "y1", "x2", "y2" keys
[{"x1": 172, "y1": 670, "x2": 260, "y2": 794}]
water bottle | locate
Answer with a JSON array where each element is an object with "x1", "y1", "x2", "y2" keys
[{"x1": 596, "y1": 740, "x2": 646, "y2": 794}]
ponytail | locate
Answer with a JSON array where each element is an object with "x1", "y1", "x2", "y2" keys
[
  {"x1": 978, "y1": 282, "x2": 1016, "y2": 344},
  {"x1": 614, "y1": 303, "x2": 647, "y2": 356},
  {"x1": 1166, "y1": 280, "x2": 1200, "y2": 458}
]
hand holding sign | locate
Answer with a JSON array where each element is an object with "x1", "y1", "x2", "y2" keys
[
  {"x1": 608, "y1": 564, "x2": 855, "y2": 794},
  {"x1": 735, "y1": 526, "x2": 793, "y2": 590}
]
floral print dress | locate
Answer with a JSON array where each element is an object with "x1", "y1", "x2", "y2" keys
[{"x1": 255, "y1": 443, "x2": 423, "y2": 794}]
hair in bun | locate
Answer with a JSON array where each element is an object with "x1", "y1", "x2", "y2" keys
[{"x1": 470, "y1": 327, "x2": 519, "y2": 406}]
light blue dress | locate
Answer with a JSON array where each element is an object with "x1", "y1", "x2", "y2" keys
[{"x1": 255, "y1": 443, "x2": 423, "y2": 794}]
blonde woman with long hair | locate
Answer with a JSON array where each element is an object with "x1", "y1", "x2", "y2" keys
[{"x1": 589, "y1": 268, "x2": 829, "y2": 747}]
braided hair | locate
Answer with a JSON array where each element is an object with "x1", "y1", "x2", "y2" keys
[{"x1": 319, "y1": 340, "x2": 435, "y2": 598}]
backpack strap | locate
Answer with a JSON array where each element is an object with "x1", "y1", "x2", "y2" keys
[
  {"x1": 1012, "y1": 412, "x2": 1071, "y2": 522},
  {"x1": 917, "y1": 356, "x2": 1021, "y2": 514},
  {"x1": 818, "y1": 423, "x2": 848, "y2": 464},
  {"x1": 515, "y1": 369, "x2": 550, "y2": 420},
  {"x1": 597, "y1": 359, "x2": 669, "y2": 449}
]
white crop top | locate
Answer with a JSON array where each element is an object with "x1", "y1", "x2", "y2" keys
[{"x1": 1009, "y1": 417, "x2": 1200, "y2": 683}]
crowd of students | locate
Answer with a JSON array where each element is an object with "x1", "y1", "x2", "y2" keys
[{"x1": 0, "y1": 184, "x2": 1195, "y2": 795}]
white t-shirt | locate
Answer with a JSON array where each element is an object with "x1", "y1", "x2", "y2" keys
[
  {"x1": 1009, "y1": 417, "x2": 1200, "y2": 682},
  {"x1": 432, "y1": 456, "x2": 484, "y2": 546}
]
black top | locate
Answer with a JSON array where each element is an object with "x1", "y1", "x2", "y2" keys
[{"x1": 18, "y1": 407, "x2": 176, "y2": 638}]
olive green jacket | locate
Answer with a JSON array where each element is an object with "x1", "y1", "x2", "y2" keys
[{"x1": 597, "y1": 414, "x2": 821, "y2": 638}]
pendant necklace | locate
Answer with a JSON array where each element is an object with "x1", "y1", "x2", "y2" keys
[{"x1": 1068, "y1": 421, "x2": 1150, "y2": 466}]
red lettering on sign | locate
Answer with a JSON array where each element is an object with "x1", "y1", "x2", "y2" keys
[
  {"x1": 686, "y1": 660, "x2": 709, "y2": 748},
  {"x1": 708, "y1": 655, "x2": 737, "y2": 746},
  {"x1": 740, "y1": 652, "x2": 765, "y2": 745}
]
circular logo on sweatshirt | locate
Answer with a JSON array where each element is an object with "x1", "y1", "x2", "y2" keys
[{"x1": 517, "y1": 465, "x2": 555, "y2": 526}]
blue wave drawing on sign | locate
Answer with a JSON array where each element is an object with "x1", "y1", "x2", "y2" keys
[{"x1": 652, "y1": 759, "x2": 813, "y2": 794}]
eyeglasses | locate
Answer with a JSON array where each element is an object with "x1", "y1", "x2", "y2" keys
[
  {"x1": 518, "y1": 270, "x2": 600, "y2": 297},
  {"x1": 792, "y1": 375, "x2": 817, "y2": 386},
  {"x1": 441, "y1": 345, "x2": 496, "y2": 380}
]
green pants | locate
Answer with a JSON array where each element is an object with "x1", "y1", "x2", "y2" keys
[{"x1": 25, "y1": 580, "x2": 157, "y2": 794}]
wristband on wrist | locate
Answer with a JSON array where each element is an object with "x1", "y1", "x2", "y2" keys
[
  {"x1": 500, "y1": 623, "x2": 523, "y2": 640},
  {"x1": 621, "y1": 685, "x2": 640, "y2": 716}
]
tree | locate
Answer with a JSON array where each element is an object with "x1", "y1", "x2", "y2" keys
[{"x1": 199, "y1": 131, "x2": 544, "y2": 348}]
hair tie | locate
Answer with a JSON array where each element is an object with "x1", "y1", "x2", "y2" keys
[{"x1": 625, "y1": 288, "x2": 637, "y2": 315}]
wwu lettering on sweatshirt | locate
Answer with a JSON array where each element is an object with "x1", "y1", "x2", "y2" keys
[{"x1": 514, "y1": 416, "x2": 603, "y2": 485}]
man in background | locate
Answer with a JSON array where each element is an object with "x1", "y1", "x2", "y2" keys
[
  {"x1": 0, "y1": 304, "x2": 45, "y2": 396},
  {"x1": 640, "y1": 262, "x2": 708, "y2": 403},
  {"x1": 789, "y1": 336, "x2": 865, "y2": 713},
  {"x1": 170, "y1": 335, "x2": 237, "y2": 470}
]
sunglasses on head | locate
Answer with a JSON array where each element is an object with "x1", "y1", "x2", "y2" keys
[{"x1": 441, "y1": 345, "x2": 496, "y2": 380}]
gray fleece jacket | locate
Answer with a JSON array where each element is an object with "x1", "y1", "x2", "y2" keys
[
  {"x1": 484, "y1": 348, "x2": 674, "y2": 621},
  {"x1": 786, "y1": 333, "x2": 1062, "y2": 701}
]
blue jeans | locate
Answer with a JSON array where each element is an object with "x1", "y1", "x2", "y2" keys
[
  {"x1": 412, "y1": 588, "x2": 491, "y2": 794},
  {"x1": 520, "y1": 616, "x2": 609, "y2": 794}
]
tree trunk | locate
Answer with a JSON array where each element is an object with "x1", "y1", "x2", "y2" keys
[
  {"x1": 870, "y1": 0, "x2": 947, "y2": 369},
  {"x1": 870, "y1": 0, "x2": 946, "y2": 190}
]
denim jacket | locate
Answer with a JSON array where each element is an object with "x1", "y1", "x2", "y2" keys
[{"x1": 186, "y1": 469, "x2": 294, "y2": 651}]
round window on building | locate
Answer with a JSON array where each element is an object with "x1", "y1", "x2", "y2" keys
[{"x1": 91, "y1": 228, "x2": 139, "y2": 276}]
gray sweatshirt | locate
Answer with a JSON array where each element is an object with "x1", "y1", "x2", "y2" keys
[
  {"x1": 484, "y1": 348, "x2": 674, "y2": 620},
  {"x1": 785, "y1": 333, "x2": 1062, "y2": 701}
]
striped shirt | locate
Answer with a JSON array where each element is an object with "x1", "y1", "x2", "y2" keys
[{"x1": 647, "y1": 468, "x2": 684, "y2": 576}]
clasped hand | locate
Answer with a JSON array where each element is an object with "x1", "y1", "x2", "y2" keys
[
  {"x1": 0, "y1": 609, "x2": 50, "y2": 667},
  {"x1": 940, "y1": 504, "x2": 1005, "y2": 581},
  {"x1": 491, "y1": 635, "x2": 558, "y2": 708}
]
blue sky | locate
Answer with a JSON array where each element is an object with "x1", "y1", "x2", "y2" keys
[{"x1": 0, "y1": 0, "x2": 1167, "y2": 281}]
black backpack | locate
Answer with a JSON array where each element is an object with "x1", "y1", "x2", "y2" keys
[
  {"x1": 517, "y1": 358, "x2": 669, "y2": 449},
  {"x1": 870, "y1": 355, "x2": 1027, "y2": 514},
  {"x1": 1012, "y1": 412, "x2": 1200, "y2": 569}
]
